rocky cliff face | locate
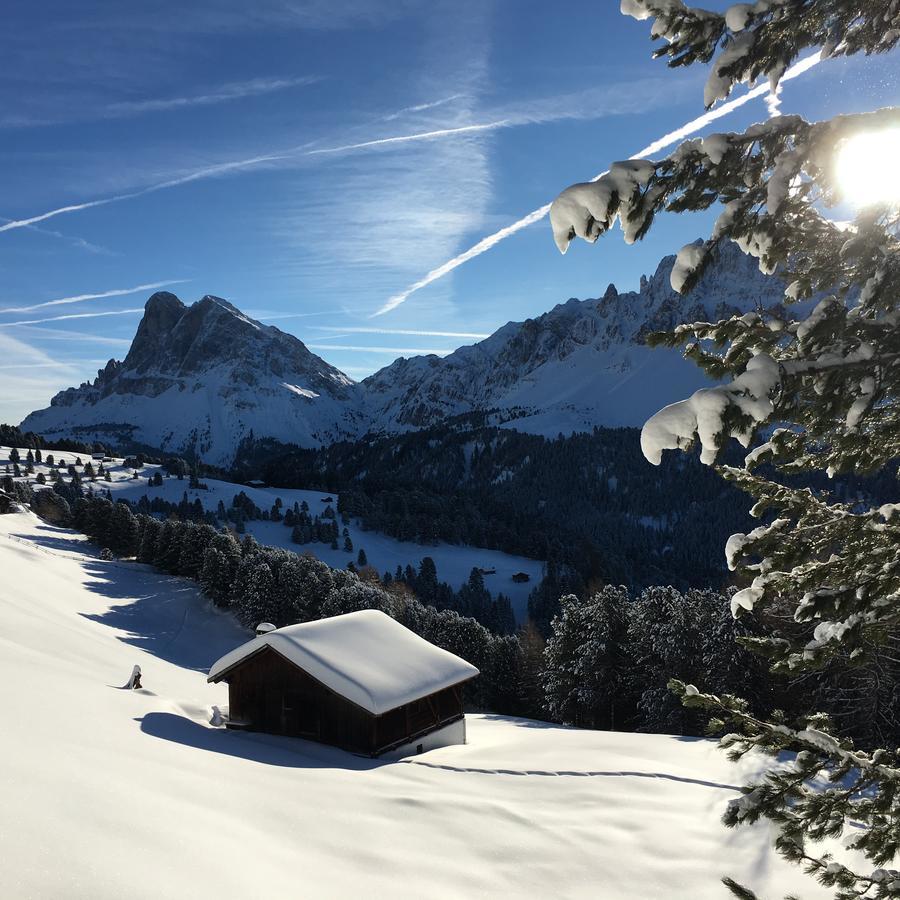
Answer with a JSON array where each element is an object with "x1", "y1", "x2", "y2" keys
[
  {"x1": 22, "y1": 242, "x2": 790, "y2": 465},
  {"x1": 359, "y1": 241, "x2": 789, "y2": 436},
  {"x1": 22, "y1": 293, "x2": 361, "y2": 466}
]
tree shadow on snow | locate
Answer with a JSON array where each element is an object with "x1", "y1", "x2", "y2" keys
[
  {"x1": 138, "y1": 712, "x2": 388, "y2": 772},
  {"x1": 77, "y1": 561, "x2": 242, "y2": 673},
  {"x1": 10, "y1": 527, "x2": 96, "y2": 557}
]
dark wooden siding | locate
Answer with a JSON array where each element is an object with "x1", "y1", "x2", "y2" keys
[{"x1": 223, "y1": 646, "x2": 467, "y2": 755}]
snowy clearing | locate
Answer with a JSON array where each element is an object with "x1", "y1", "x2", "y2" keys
[
  {"x1": 2, "y1": 446, "x2": 545, "y2": 619},
  {"x1": 0, "y1": 507, "x2": 845, "y2": 898}
]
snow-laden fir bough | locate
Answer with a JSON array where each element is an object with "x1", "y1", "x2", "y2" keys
[{"x1": 550, "y1": 1, "x2": 900, "y2": 897}]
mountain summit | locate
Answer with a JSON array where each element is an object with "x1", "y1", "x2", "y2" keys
[
  {"x1": 21, "y1": 243, "x2": 789, "y2": 465},
  {"x1": 21, "y1": 292, "x2": 360, "y2": 465}
]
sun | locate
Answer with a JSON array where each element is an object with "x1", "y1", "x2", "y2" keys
[{"x1": 835, "y1": 129, "x2": 900, "y2": 209}]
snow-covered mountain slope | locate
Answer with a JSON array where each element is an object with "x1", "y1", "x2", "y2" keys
[
  {"x1": 21, "y1": 292, "x2": 363, "y2": 466},
  {"x1": 0, "y1": 508, "x2": 845, "y2": 898},
  {"x1": 21, "y1": 242, "x2": 790, "y2": 465},
  {"x1": 360, "y1": 241, "x2": 789, "y2": 435}
]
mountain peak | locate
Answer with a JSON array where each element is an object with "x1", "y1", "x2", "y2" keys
[{"x1": 21, "y1": 241, "x2": 790, "y2": 465}]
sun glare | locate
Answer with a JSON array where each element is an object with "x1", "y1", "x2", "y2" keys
[{"x1": 835, "y1": 129, "x2": 900, "y2": 209}]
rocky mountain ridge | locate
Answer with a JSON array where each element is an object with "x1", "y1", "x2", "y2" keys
[{"x1": 21, "y1": 242, "x2": 789, "y2": 466}]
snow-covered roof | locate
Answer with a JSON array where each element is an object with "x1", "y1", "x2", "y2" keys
[{"x1": 207, "y1": 610, "x2": 479, "y2": 715}]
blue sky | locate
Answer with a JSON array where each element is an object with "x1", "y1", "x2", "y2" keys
[{"x1": 2, "y1": 0, "x2": 898, "y2": 424}]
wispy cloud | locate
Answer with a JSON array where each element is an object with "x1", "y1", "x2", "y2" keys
[
  {"x1": 0, "y1": 328, "x2": 115, "y2": 423},
  {"x1": 307, "y1": 344, "x2": 454, "y2": 355},
  {"x1": 256, "y1": 310, "x2": 342, "y2": 322},
  {"x1": 0, "y1": 361, "x2": 77, "y2": 370},
  {"x1": 105, "y1": 76, "x2": 320, "y2": 118},
  {"x1": 0, "y1": 216, "x2": 114, "y2": 255},
  {"x1": 372, "y1": 52, "x2": 824, "y2": 316},
  {"x1": 0, "y1": 308, "x2": 144, "y2": 328},
  {"x1": 1, "y1": 77, "x2": 321, "y2": 130},
  {"x1": 0, "y1": 279, "x2": 188, "y2": 314},
  {"x1": 13, "y1": 324, "x2": 133, "y2": 347},
  {"x1": 0, "y1": 74, "x2": 688, "y2": 236},
  {"x1": 312, "y1": 325, "x2": 489, "y2": 338}
]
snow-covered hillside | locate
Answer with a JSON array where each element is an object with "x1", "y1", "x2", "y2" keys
[
  {"x1": 0, "y1": 507, "x2": 843, "y2": 898},
  {"x1": 2, "y1": 447, "x2": 544, "y2": 617},
  {"x1": 19, "y1": 242, "x2": 791, "y2": 466}
]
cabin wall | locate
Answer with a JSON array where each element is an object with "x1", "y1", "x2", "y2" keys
[
  {"x1": 373, "y1": 684, "x2": 464, "y2": 754},
  {"x1": 225, "y1": 648, "x2": 469, "y2": 756},
  {"x1": 227, "y1": 648, "x2": 373, "y2": 753}
]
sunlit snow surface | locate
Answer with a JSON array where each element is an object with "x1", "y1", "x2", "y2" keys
[{"x1": 0, "y1": 507, "x2": 849, "y2": 899}]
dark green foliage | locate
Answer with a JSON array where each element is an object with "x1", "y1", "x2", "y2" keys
[
  {"x1": 552, "y1": 3, "x2": 900, "y2": 895},
  {"x1": 237, "y1": 424, "x2": 753, "y2": 627}
]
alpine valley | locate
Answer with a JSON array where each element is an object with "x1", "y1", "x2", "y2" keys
[{"x1": 21, "y1": 241, "x2": 789, "y2": 467}]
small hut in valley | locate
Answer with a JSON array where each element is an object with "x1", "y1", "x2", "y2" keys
[{"x1": 208, "y1": 610, "x2": 479, "y2": 757}]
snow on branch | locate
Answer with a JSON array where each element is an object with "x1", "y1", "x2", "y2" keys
[
  {"x1": 620, "y1": 0, "x2": 900, "y2": 109},
  {"x1": 640, "y1": 353, "x2": 780, "y2": 465}
]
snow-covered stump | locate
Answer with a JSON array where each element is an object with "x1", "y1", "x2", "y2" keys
[{"x1": 126, "y1": 665, "x2": 142, "y2": 690}]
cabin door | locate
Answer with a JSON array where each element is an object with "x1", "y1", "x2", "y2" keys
[{"x1": 280, "y1": 689, "x2": 320, "y2": 739}]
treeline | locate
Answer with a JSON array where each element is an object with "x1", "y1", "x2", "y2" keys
[
  {"x1": 235, "y1": 424, "x2": 753, "y2": 627},
  {"x1": 15, "y1": 483, "x2": 897, "y2": 744},
  {"x1": 126, "y1": 490, "x2": 517, "y2": 634}
]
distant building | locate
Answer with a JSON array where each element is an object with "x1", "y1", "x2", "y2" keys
[
  {"x1": 208, "y1": 610, "x2": 479, "y2": 757},
  {"x1": 246, "y1": 479, "x2": 267, "y2": 488},
  {"x1": 511, "y1": 572, "x2": 531, "y2": 583}
]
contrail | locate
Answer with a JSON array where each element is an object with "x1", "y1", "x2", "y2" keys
[
  {"x1": 0, "y1": 308, "x2": 144, "y2": 328},
  {"x1": 0, "y1": 154, "x2": 289, "y2": 234},
  {"x1": 306, "y1": 121, "x2": 510, "y2": 156},
  {"x1": 0, "y1": 121, "x2": 505, "y2": 234},
  {"x1": 0, "y1": 279, "x2": 189, "y2": 314},
  {"x1": 383, "y1": 95, "x2": 464, "y2": 121},
  {"x1": 372, "y1": 52, "x2": 823, "y2": 317}
]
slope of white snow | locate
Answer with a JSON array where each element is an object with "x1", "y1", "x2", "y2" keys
[
  {"x1": 208, "y1": 610, "x2": 479, "y2": 714},
  {"x1": 0, "y1": 508, "x2": 846, "y2": 899}
]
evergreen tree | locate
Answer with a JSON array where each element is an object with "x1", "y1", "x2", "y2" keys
[
  {"x1": 200, "y1": 532, "x2": 241, "y2": 607},
  {"x1": 543, "y1": 587, "x2": 631, "y2": 729},
  {"x1": 357, "y1": 547, "x2": 367, "y2": 567},
  {"x1": 550, "y1": 3, "x2": 900, "y2": 894}
]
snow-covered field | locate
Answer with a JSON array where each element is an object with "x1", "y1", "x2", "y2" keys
[
  {"x1": 1, "y1": 447, "x2": 544, "y2": 618},
  {"x1": 0, "y1": 506, "x2": 842, "y2": 899}
]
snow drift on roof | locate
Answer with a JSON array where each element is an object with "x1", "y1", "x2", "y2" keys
[{"x1": 207, "y1": 610, "x2": 479, "y2": 715}]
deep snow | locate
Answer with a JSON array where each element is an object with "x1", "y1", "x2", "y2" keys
[{"x1": 0, "y1": 506, "x2": 848, "y2": 898}]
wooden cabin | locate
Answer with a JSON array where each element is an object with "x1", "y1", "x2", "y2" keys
[{"x1": 208, "y1": 610, "x2": 479, "y2": 757}]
